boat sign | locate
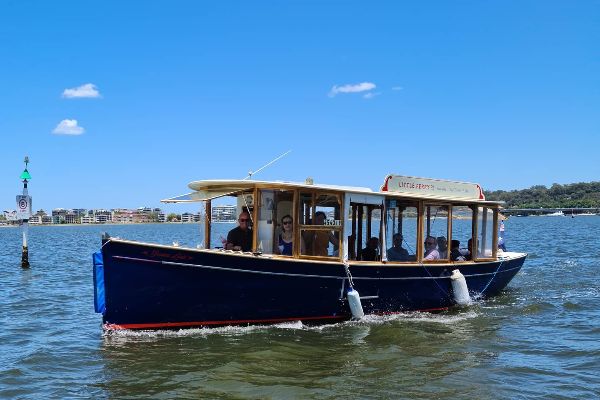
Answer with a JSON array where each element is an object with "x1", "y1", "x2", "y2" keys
[{"x1": 381, "y1": 175, "x2": 485, "y2": 201}]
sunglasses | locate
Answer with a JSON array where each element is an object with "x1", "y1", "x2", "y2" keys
[
  {"x1": 283, "y1": 221, "x2": 292, "y2": 225},
  {"x1": 239, "y1": 218, "x2": 250, "y2": 222},
  {"x1": 425, "y1": 241, "x2": 436, "y2": 245}
]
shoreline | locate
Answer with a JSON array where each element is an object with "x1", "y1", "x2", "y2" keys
[{"x1": 0, "y1": 222, "x2": 209, "y2": 228}]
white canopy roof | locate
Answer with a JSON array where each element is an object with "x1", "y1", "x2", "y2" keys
[{"x1": 161, "y1": 178, "x2": 502, "y2": 205}]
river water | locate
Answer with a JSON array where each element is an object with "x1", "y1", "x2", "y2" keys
[{"x1": 1, "y1": 217, "x2": 599, "y2": 399}]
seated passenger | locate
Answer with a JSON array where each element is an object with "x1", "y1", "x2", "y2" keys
[
  {"x1": 387, "y1": 233, "x2": 410, "y2": 261},
  {"x1": 311, "y1": 211, "x2": 336, "y2": 256},
  {"x1": 424, "y1": 236, "x2": 440, "y2": 260},
  {"x1": 361, "y1": 237, "x2": 380, "y2": 261},
  {"x1": 275, "y1": 215, "x2": 293, "y2": 256},
  {"x1": 450, "y1": 239, "x2": 468, "y2": 261},
  {"x1": 437, "y1": 236, "x2": 448, "y2": 258},
  {"x1": 465, "y1": 238, "x2": 473, "y2": 260},
  {"x1": 226, "y1": 211, "x2": 253, "y2": 251}
]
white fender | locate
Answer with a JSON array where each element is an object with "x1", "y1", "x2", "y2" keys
[
  {"x1": 450, "y1": 269, "x2": 472, "y2": 306},
  {"x1": 347, "y1": 288, "x2": 365, "y2": 319}
]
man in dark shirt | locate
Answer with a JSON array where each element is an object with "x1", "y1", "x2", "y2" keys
[
  {"x1": 386, "y1": 233, "x2": 410, "y2": 261},
  {"x1": 361, "y1": 237, "x2": 380, "y2": 261},
  {"x1": 226, "y1": 211, "x2": 253, "y2": 251}
]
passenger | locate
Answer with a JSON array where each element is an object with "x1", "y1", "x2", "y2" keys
[
  {"x1": 424, "y1": 236, "x2": 440, "y2": 260},
  {"x1": 498, "y1": 236, "x2": 507, "y2": 252},
  {"x1": 226, "y1": 211, "x2": 253, "y2": 252},
  {"x1": 275, "y1": 215, "x2": 293, "y2": 256},
  {"x1": 311, "y1": 211, "x2": 336, "y2": 256},
  {"x1": 361, "y1": 237, "x2": 380, "y2": 261},
  {"x1": 437, "y1": 236, "x2": 448, "y2": 258},
  {"x1": 387, "y1": 233, "x2": 410, "y2": 261},
  {"x1": 450, "y1": 239, "x2": 468, "y2": 261},
  {"x1": 465, "y1": 238, "x2": 473, "y2": 260}
]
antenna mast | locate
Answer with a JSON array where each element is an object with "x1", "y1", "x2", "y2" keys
[{"x1": 243, "y1": 150, "x2": 291, "y2": 180}]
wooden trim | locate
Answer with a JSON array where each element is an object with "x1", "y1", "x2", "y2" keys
[
  {"x1": 417, "y1": 201, "x2": 424, "y2": 262},
  {"x1": 448, "y1": 205, "x2": 454, "y2": 253},
  {"x1": 472, "y1": 205, "x2": 479, "y2": 261},
  {"x1": 357, "y1": 204, "x2": 363, "y2": 260},
  {"x1": 295, "y1": 189, "x2": 344, "y2": 261},
  {"x1": 338, "y1": 193, "x2": 345, "y2": 261},
  {"x1": 292, "y1": 189, "x2": 299, "y2": 258},
  {"x1": 492, "y1": 207, "x2": 499, "y2": 259},
  {"x1": 252, "y1": 187, "x2": 258, "y2": 252},
  {"x1": 350, "y1": 204, "x2": 357, "y2": 260},
  {"x1": 426, "y1": 205, "x2": 431, "y2": 238},
  {"x1": 366, "y1": 205, "x2": 372, "y2": 240},
  {"x1": 205, "y1": 200, "x2": 211, "y2": 249}
]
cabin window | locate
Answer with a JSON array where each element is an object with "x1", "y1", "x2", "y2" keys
[
  {"x1": 298, "y1": 192, "x2": 342, "y2": 258},
  {"x1": 423, "y1": 204, "x2": 450, "y2": 262},
  {"x1": 207, "y1": 191, "x2": 254, "y2": 249},
  {"x1": 348, "y1": 203, "x2": 383, "y2": 261},
  {"x1": 384, "y1": 200, "x2": 418, "y2": 262},
  {"x1": 475, "y1": 206, "x2": 496, "y2": 259},
  {"x1": 451, "y1": 206, "x2": 473, "y2": 261},
  {"x1": 257, "y1": 189, "x2": 294, "y2": 255}
]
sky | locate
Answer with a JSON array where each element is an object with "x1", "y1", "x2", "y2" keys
[{"x1": 1, "y1": 1, "x2": 598, "y2": 213}]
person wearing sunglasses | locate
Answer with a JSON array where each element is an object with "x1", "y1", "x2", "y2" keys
[
  {"x1": 275, "y1": 214, "x2": 293, "y2": 256},
  {"x1": 226, "y1": 211, "x2": 253, "y2": 251},
  {"x1": 424, "y1": 235, "x2": 440, "y2": 260}
]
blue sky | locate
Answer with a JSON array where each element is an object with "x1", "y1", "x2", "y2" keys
[{"x1": 1, "y1": 1, "x2": 598, "y2": 212}]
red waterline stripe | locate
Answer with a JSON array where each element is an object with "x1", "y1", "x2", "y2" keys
[
  {"x1": 104, "y1": 315, "x2": 347, "y2": 330},
  {"x1": 104, "y1": 306, "x2": 450, "y2": 330}
]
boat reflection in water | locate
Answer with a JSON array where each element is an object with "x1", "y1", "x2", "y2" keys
[{"x1": 93, "y1": 175, "x2": 527, "y2": 330}]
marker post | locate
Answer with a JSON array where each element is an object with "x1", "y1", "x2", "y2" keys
[{"x1": 17, "y1": 157, "x2": 32, "y2": 268}]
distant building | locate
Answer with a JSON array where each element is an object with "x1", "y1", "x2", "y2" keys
[
  {"x1": 81, "y1": 215, "x2": 95, "y2": 224},
  {"x1": 30, "y1": 210, "x2": 48, "y2": 224},
  {"x1": 89, "y1": 209, "x2": 112, "y2": 224},
  {"x1": 52, "y1": 208, "x2": 68, "y2": 224},
  {"x1": 181, "y1": 212, "x2": 201, "y2": 223},
  {"x1": 65, "y1": 212, "x2": 79, "y2": 224},
  {"x1": 212, "y1": 205, "x2": 237, "y2": 221}
]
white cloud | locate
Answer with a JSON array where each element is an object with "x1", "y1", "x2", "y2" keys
[
  {"x1": 363, "y1": 92, "x2": 381, "y2": 99},
  {"x1": 62, "y1": 83, "x2": 101, "y2": 98},
  {"x1": 52, "y1": 119, "x2": 85, "y2": 135},
  {"x1": 391, "y1": 86, "x2": 403, "y2": 91},
  {"x1": 329, "y1": 82, "x2": 376, "y2": 97}
]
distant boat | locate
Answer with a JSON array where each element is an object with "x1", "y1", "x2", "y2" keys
[{"x1": 546, "y1": 211, "x2": 564, "y2": 217}]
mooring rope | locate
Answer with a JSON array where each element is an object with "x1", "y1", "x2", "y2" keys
[
  {"x1": 419, "y1": 261, "x2": 453, "y2": 301},
  {"x1": 342, "y1": 260, "x2": 355, "y2": 289},
  {"x1": 476, "y1": 258, "x2": 505, "y2": 298}
]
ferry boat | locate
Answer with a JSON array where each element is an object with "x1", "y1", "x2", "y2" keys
[{"x1": 93, "y1": 175, "x2": 527, "y2": 330}]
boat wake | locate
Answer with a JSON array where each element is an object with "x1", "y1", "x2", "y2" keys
[{"x1": 102, "y1": 310, "x2": 482, "y2": 339}]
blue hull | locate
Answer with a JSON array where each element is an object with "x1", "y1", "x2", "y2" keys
[{"x1": 95, "y1": 239, "x2": 526, "y2": 330}]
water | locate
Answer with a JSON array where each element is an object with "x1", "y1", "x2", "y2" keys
[{"x1": 1, "y1": 217, "x2": 599, "y2": 399}]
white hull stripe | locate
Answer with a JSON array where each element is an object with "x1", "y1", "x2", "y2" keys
[{"x1": 112, "y1": 256, "x2": 523, "y2": 281}]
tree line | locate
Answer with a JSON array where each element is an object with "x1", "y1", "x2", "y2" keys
[{"x1": 484, "y1": 182, "x2": 600, "y2": 208}]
